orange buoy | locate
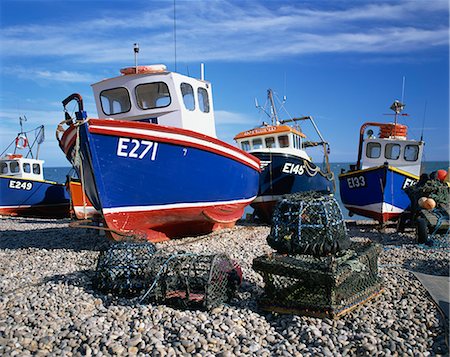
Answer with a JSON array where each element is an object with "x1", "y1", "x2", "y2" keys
[
  {"x1": 422, "y1": 198, "x2": 436, "y2": 210},
  {"x1": 379, "y1": 124, "x2": 407, "y2": 138},
  {"x1": 436, "y1": 169, "x2": 447, "y2": 182},
  {"x1": 418, "y1": 197, "x2": 428, "y2": 208}
]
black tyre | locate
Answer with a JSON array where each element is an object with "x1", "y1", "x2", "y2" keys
[{"x1": 415, "y1": 217, "x2": 428, "y2": 244}]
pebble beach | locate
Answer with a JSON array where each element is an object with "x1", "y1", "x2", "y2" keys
[{"x1": 0, "y1": 217, "x2": 448, "y2": 356}]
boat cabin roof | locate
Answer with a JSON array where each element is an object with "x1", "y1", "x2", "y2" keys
[
  {"x1": 91, "y1": 65, "x2": 217, "y2": 138},
  {"x1": 0, "y1": 155, "x2": 45, "y2": 181},
  {"x1": 234, "y1": 125, "x2": 305, "y2": 140}
]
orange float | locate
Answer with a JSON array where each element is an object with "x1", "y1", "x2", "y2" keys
[
  {"x1": 120, "y1": 65, "x2": 167, "y2": 75},
  {"x1": 379, "y1": 124, "x2": 407, "y2": 138}
]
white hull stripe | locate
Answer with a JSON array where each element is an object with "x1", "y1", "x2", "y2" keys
[
  {"x1": 73, "y1": 206, "x2": 98, "y2": 214},
  {"x1": 103, "y1": 196, "x2": 257, "y2": 214},
  {"x1": 89, "y1": 125, "x2": 260, "y2": 170},
  {"x1": 252, "y1": 195, "x2": 284, "y2": 203},
  {"x1": 344, "y1": 203, "x2": 404, "y2": 214}
]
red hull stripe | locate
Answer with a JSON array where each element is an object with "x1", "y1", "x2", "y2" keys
[
  {"x1": 88, "y1": 125, "x2": 260, "y2": 171},
  {"x1": 103, "y1": 196, "x2": 256, "y2": 214}
]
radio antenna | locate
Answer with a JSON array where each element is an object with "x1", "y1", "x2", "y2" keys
[
  {"x1": 401, "y1": 76, "x2": 406, "y2": 103},
  {"x1": 173, "y1": 0, "x2": 177, "y2": 72},
  {"x1": 133, "y1": 43, "x2": 139, "y2": 73},
  {"x1": 420, "y1": 100, "x2": 427, "y2": 141}
]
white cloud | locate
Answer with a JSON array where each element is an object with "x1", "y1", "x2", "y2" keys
[{"x1": 0, "y1": 0, "x2": 447, "y2": 67}]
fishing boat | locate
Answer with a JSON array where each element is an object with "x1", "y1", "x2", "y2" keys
[
  {"x1": 234, "y1": 89, "x2": 334, "y2": 222},
  {"x1": 65, "y1": 174, "x2": 100, "y2": 220},
  {"x1": 338, "y1": 100, "x2": 424, "y2": 224},
  {"x1": 0, "y1": 118, "x2": 70, "y2": 218},
  {"x1": 56, "y1": 62, "x2": 260, "y2": 242}
]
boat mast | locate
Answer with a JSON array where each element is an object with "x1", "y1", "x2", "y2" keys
[
  {"x1": 268, "y1": 89, "x2": 279, "y2": 125},
  {"x1": 390, "y1": 100, "x2": 404, "y2": 126}
]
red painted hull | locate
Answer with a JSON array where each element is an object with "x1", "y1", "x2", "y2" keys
[
  {"x1": 104, "y1": 201, "x2": 249, "y2": 242},
  {"x1": 346, "y1": 207, "x2": 401, "y2": 224},
  {"x1": 251, "y1": 200, "x2": 278, "y2": 223}
]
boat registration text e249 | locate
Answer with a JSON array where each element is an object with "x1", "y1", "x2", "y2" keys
[
  {"x1": 116, "y1": 138, "x2": 158, "y2": 160},
  {"x1": 9, "y1": 180, "x2": 33, "y2": 190}
]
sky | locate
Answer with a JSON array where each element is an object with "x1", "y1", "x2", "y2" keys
[{"x1": 0, "y1": 0, "x2": 448, "y2": 167}]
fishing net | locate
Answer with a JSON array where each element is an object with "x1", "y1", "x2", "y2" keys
[
  {"x1": 253, "y1": 242, "x2": 382, "y2": 318},
  {"x1": 94, "y1": 242, "x2": 241, "y2": 310},
  {"x1": 406, "y1": 178, "x2": 450, "y2": 213},
  {"x1": 267, "y1": 192, "x2": 350, "y2": 257}
]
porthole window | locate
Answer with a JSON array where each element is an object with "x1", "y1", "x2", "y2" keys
[
  {"x1": 33, "y1": 163, "x2": 41, "y2": 174},
  {"x1": 136, "y1": 82, "x2": 171, "y2": 110},
  {"x1": 265, "y1": 137, "x2": 275, "y2": 148},
  {"x1": 278, "y1": 135, "x2": 289, "y2": 148},
  {"x1": 1, "y1": 162, "x2": 7, "y2": 174},
  {"x1": 404, "y1": 145, "x2": 419, "y2": 161},
  {"x1": 100, "y1": 87, "x2": 131, "y2": 115},
  {"x1": 241, "y1": 141, "x2": 250, "y2": 151},
  {"x1": 10, "y1": 161, "x2": 19, "y2": 173},
  {"x1": 181, "y1": 83, "x2": 195, "y2": 111},
  {"x1": 385, "y1": 143, "x2": 401, "y2": 160},
  {"x1": 366, "y1": 142, "x2": 381, "y2": 158},
  {"x1": 198, "y1": 88, "x2": 210, "y2": 113},
  {"x1": 23, "y1": 163, "x2": 31, "y2": 173},
  {"x1": 252, "y1": 138, "x2": 263, "y2": 149}
]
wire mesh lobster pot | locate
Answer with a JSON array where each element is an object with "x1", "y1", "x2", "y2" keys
[
  {"x1": 254, "y1": 192, "x2": 382, "y2": 318},
  {"x1": 95, "y1": 242, "x2": 157, "y2": 296},
  {"x1": 94, "y1": 242, "x2": 241, "y2": 310},
  {"x1": 267, "y1": 192, "x2": 351, "y2": 257},
  {"x1": 253, "y1": 242, "x2": 382, "y2": 318},
  {"x1": 143, "y1": 253, "x2": 242, "y2": 310}
]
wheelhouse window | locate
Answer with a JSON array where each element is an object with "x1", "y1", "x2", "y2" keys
[
  {"x1": 33, "y1": 163, "x2": 41, "y2": 175},
  {"x1": 278, "y1": 135, "x2": 289, "y2": 148},
  {"x1": 385, "y1": 143, "x2": 401, "y2": 160},
  {"x1": 265, "y1": 137, "x2": 275, "y2": 148},
  {"x1": 181, "y1": 83, "x2": 195, "y2": 111},
  {"x1": 10, "y1": 161, "x2": 19, "y2": 173},
  {"x1": 404, "y1": 145, "x2": 419, "y2": 162},
  {"x1": 136, "y1": 82, "x2": 171, "y2": 110},
  {"x1": 23, "y1": 163, "x2": 31, "y2": 173},
  {"x1": 241, "y1": 141, "x2": 250, "y2": 151},
  {"x1": 252, "y1": 138, "x2": 263, "y2": 149},
  {"x1": 100, "y1": 87, "x2": 131, "y2": 115},
  {"x1": 198, "y1": 88, "x2": 210, "y2": 113},
  {"x1": 1, "y1": 162, "x2": 7, "y2": 174},
  {"x1": 366, "y1": 142, "x2": 381, "y2": 158}
]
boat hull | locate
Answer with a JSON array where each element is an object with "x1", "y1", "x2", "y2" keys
[
  {"x1": 0, "y1": 176, "x2": 70, "y2": 218},
  {"x1": 60, "y1": 119, "x2": 260, "y2": 241},
  {"x1": 338, "y1": 165, "x2": 418, "y2": 223},
  {"x1": 250, "y1": 152, "x2": 335, "y2": 222},
  {"x1": 67, "y1": 179, "x2": 100, "y2": 219}
]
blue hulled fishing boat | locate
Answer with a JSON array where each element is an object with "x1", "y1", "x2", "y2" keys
[
  {"x1": 57, "y1": 62, "x2": 260, "y2": 242},
  {"x1": 339, "y1": 100, "x2": 424, "y2": 224},
  {"x1": 234, "y1": 89, "x2": 334, "y2": 222},
  {"x1": 0, "y1": 119, "x2": 70, "y2": 218}
]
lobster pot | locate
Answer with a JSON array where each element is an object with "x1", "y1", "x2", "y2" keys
[
  {"x1": 95, "y1": 242, "x2": 157, "y2": 296},
  {"x1": 253, "y1": 242, "x2": 382, "y2": 318},
  {"x1": 268, "y1": 192, "x2": 350, "y2": 257},
  {"x1": 145, "y1": 253, "x2": 242, "y2": 310}
]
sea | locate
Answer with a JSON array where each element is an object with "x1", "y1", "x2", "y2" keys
[{"x1": 44, "y1": 161, "x2": 448, "y2": 221}]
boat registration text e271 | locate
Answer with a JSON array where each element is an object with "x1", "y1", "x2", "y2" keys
[{"x1": 116, "y1": 138, "x2": 158, "y2": 160}]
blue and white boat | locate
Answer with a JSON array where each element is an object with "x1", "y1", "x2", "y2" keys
[
  {"x1": 57, "y1": 63, "x2": 260, "y2": 242},
  {"x1": 0, "y1": 120, "x2": 70, "y2": 218},
  {"x1": 339, "y1": 100, "x2": 424, "y2": 224},
  {"x1": 234, "y1": 89, "x2": 334, "y2": 222}
]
